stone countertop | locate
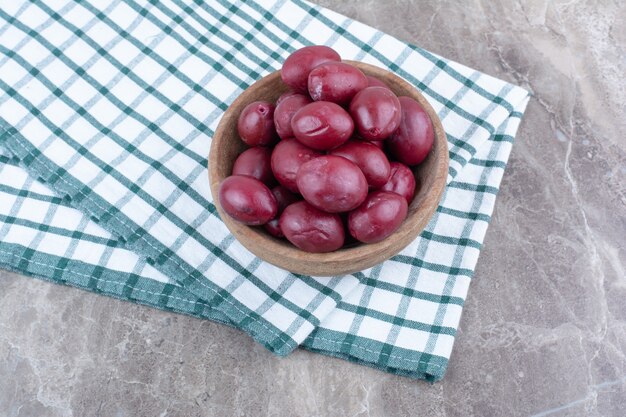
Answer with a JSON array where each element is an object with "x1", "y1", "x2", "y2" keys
[{"x1": 1, "y1": 1, "x2": 625, "y2": 416}]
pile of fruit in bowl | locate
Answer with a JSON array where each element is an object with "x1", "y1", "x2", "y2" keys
[{"x1": 217, "y1": 46, "x2": 436, "y2": 254}]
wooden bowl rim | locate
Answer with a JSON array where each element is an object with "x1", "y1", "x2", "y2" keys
[{"x1": 209, "y1": 61, "x2": 448, "y2": 276}]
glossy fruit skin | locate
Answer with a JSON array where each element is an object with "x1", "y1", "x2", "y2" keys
[
  {"x1": 387, "y1": 96, "x2": 434, "y2": 165},
  {"x1": 348, "y1": 191, "x2": 408, "y2": 243},
  {"x1": 366, "y1": 76, "x2": 391, "y2": 90},
  {"x1": 291, "y1": 101, "x2": 354, "y2": 150},
  {"x1": 232, "y1": 147, "x2": 275, "y2": 186},
  {"x1": 218, "y1": 175, "x2": 278, "y2": 225},
  {"x1": 281, "y1": 45, "x2": 341, "y2": 93},
  {"x1": 274, "y1": 93, "x2": 312, "y2": 139},
  {"x1": 237, "y1": 101, "x2": 278, "y2": 146},
  {"x1": 271, "y1": 185, "x2": 300, "y2": 212},
  {"x1": 276, "y1": 90, "x2": 298, "y2": 105},
  {"x1": 329, "y1": 140, "x2": 391, "y2": 188},
  {"x1": 307, "y1": 62, "x2": 368, "y2": 105},
  {"x1": 367, "y1": 140, "x2": 385, "y2": 149},
  {"x1": 263, "y1": 186, "x2": 301, "y2": 238},
  {"x1": 279, "y1": 201, "x2": 345, "y2": 252},
  {"x1": 296, "y1": 155, "x2": 368, "y2": 213},
  {"x1": 380, "y1": 162, "x2": 416, "y2": 203},
  {"x1": 270, "y1": 138, "x2": 322, "y2": 192},
  {"x1": 263, "y1": 219, "x2": 283, "y2": 238},
  {"x1": 349, "y1": 87, "x2": 401, "y2": 141}
]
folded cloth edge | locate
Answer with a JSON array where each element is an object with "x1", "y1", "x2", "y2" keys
[{"x1": 0, "y1": 90, "x2": 530, "y2": 380}]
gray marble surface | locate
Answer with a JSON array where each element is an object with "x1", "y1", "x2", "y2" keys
[{"x1": 1, "y1": 0, "x2": 625, "y2": 416}]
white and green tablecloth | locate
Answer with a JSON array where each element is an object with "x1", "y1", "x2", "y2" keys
[{"x1": 0, "y1": 0, "x2": 529, "y2": 381}]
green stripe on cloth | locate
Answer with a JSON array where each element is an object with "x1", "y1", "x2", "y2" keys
[
  {"x1": 0, "y1": 119, "x2": 312, "y2": 355},
  {"x1": 0, "y1": 0, "x2": 530, "y2": 380},
  {"x1": 1, "y1": 2, "x2": 358, "y2": 352},
  {"x1": 0, "y1": 107, "x2": 527, "y2": 380}
]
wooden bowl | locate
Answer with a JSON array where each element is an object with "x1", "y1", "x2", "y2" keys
[{"x1": 209, "y1": 61, "x2": 448, "y2": 276}]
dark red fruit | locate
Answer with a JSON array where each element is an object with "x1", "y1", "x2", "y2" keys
[
  {"x1": 274, "y1": 93, "x2": 312, "y2": 139},
  {"x1": 232, "y1": 147, "x2": 275, "y2": 186},
  {"x1": 308, "y1": 62, "x2": 367, "y2": 105},
  {"x1": 264, "y1": 218, "x2": 283, "y2": 238},
  {"x1": 279, "y1": 201, "x2": 345, "y2": 252},
  {"x1": 387, "y1": 96, "x2": 434, "y2": 166},
  {"x1": 271, "y1": 185, "x2": 300, "y2": 212},
  {"x1": 366, "y1": 76, "x2": 391, "y2": 90},
  {"x1": 276, "y1": 90, "x2": 299, "y2": 105},
  {"x1": 291, "y1": 101, "x2": 354, "y2": 150},
  {"x1": 263, "y1": 186, "x2": 300, "y2": 238},
  {"x1": 368, "y1": 140, "x2": 385, "y2": 149},
  {"x1": 349, "y1": 87, "x2": 401, "y2": 141},
  {"x1": 281, "y1": 45, "x2": 341, "y2": 93},
  {"x1": 296, "y1": 155, "x2": 368, "y2": 213},
  {"x1": 380, "y1": 162, "x2": 416, "y2": 203},
  {"x1": 218, "y1": 175, "x2": 277, "y2": 225},
  {"x1": 237, "y1": 101, "x2": 277, "y2": 146},
  {"x1": 270, "y1": 138, "x2": 322, "y2": 192},
  {"x1": 348, "y1": 191, "x2": 408, "y2": 243},
  {"x1": 329, "y1": 140, "x2": 391, "y2": 188}
]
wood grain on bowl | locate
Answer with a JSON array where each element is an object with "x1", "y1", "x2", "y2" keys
[{"x1": 209, "y1": 61, "x2": 448, "y2": 276}]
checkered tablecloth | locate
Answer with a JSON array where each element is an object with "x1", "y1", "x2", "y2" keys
[{"x1": 0, "y1": 0, "x2": 529, "y2": 381}]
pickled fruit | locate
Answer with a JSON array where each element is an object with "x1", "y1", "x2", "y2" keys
[
  {"x1": 279, "y1": 201, "x2": 345, "y2": 252},
  {"x1": 219, "y1": 175, "x2": 278, "y2": 225},
  {"x1": 348, "y1": 191, "x2": 408, "y2": 243},
  {"x1": 291, "y1": 101, "x2": 354, "y2": 150},
  {"x1": 296, "y1": 155, "x2": 368, "y2": 213}
]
